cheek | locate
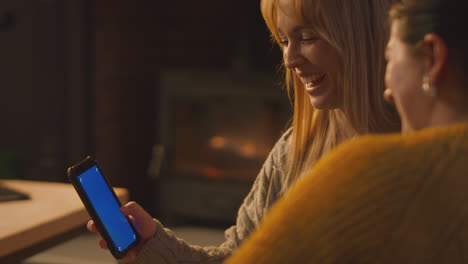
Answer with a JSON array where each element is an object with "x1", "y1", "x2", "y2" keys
[
  {"x1": 386, "y1": 62, "x2": 404, "y2": 95},
  {"x1": 386, "y1": 59, "x2": 426, "y2": 131},
  {"x1": 321, "y1": 46, "x2": 340, "y2": 76},
  {"x1": 305, "y1": 42, "x2": 340, "y2": 71},
  {"x1": 311, "y1": 44, "x2": 341, "y2": 90},
  {"x1": 387, "y1": 60, "x2": 417, "y2": 102},
  {"x1": 319, "y1": 48, "x2": 342, "y2": 98}
]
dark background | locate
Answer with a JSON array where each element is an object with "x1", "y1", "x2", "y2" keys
[{"x1": 0, "y1": 0, "x2": 283, "y2": 221}]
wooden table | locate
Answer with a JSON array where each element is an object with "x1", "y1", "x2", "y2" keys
[{"x1": 0, "y1": 180, "x2": 129, "y2": 263}]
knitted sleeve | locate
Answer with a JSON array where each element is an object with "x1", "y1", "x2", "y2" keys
[{"x1": 130, "y1": 130, "x2": 290, "y2": 264}]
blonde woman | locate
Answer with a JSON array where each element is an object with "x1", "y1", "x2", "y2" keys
[
  {"x1": 225, "y1": 0, "x2": 468, "y2": 263},
  {"x1": 87, "y1": 0, "x2": 399, "y2": 263},
  {"x1": 262, "y1": 0, "x2": 398, "y2": 194}
]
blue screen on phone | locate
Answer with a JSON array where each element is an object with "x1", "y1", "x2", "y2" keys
[{"x1": 78, "y1": 165, "x2": 137, "y2": 253}]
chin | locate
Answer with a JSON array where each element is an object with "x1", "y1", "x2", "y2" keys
[{"x1": 308, "y1": 97, "x2": 338, "y2": 110}]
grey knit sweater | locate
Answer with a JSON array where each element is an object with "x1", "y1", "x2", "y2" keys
[{"x1": 131, "y1": 130, "x2": 290, "y2": 264}]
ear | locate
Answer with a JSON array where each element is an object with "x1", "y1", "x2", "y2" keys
[{"x1": 421, "y1": 33, "x2": 448, "y2": 86}]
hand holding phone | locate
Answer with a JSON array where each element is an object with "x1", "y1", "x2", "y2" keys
[
  {"x1": 67, "y1": 156, "x2": 140, "y2": 259},
  {"x1": 87, "y1": 201, "x2": 158, "y2": 263}
]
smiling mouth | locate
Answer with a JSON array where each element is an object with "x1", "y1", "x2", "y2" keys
[{"x1": 304, "y1": 73, "x2": 327, "y2": 89}]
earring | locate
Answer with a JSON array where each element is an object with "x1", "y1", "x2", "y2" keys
[{"x1": 422, "y1": 76, "x2": 436, "y2": 97}]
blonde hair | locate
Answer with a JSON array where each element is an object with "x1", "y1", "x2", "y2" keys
[{"x1": 261, "y1": 0, "x2": 400, "y2": 193}]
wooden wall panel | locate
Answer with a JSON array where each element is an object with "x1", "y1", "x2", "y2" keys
[{"x1": 94, "y1": 0, "x2": 158, "y2": 213}]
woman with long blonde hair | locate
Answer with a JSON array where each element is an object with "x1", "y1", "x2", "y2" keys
[
  {"x1": 87, "y1": 0, "x2": 399, "y2": 263},
  {"x1": 262, "y1": 0, "x2": 399, "y2": 194}
]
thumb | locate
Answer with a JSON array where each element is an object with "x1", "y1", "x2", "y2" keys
[
  {"x1": 120, "y1": 201, "x2": 148, "y2": 220},
  {"x1": 120, "y1": 201, "x2": 157, "y2": 241}
]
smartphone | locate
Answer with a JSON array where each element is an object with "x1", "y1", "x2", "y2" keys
[{"x1": 67, "y1": 156, "x2": 140, "y2": 259}]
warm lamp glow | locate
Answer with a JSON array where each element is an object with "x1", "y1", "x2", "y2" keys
[
  {"x1": 240, "y1": 143, "x2": 256, "y2": 158},
  {"x1": 209, "y1": 136, "x2": 226, "y2": 149},
  {"x1": 203, "y1": 167, "x2": 224, "y2": 179}
]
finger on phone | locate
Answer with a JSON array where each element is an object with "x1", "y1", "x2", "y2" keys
[
  {"x1": 119, "y1": 250, "x2": 137, "y2": 263},
  {"x1": 98, "y1": 238, "x2": 108, "y2": 249},
  {"x1": 120, "y1": 201, "x2": 142, "y2": 216},
  {"x1": 87, "y1": 220, "x2": 99, "y2": 233},
  {"x1": 121, "y1": 202, "x2": 152, "y2": 225},
  {"x1": 128, "y1": 215, "x2": 137, "y2": 224}
]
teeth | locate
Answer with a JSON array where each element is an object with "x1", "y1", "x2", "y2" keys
[
  {"x1": 310, "y1": 73, "x2": 324, "y2": 81},
  {"x1": 304, "y1": 73, "x2": 325, "y2": 87}
]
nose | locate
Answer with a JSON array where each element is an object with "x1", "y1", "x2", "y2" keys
[{"x1": 283, "y1": 44, "x2": 304, "y2": 69}]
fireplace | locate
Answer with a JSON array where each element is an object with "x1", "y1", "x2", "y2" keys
[{"x1": 152, "y1": 69, "x2": 290, "y2": 225}]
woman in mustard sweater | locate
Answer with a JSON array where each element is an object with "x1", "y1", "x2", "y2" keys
[{"x1": 225, "y1": 0, "x2": 468, "y2": 263}]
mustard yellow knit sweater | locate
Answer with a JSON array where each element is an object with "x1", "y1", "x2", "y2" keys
[{"x1": 225, "y1": 123, "x2": 468, "y2": 264}]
